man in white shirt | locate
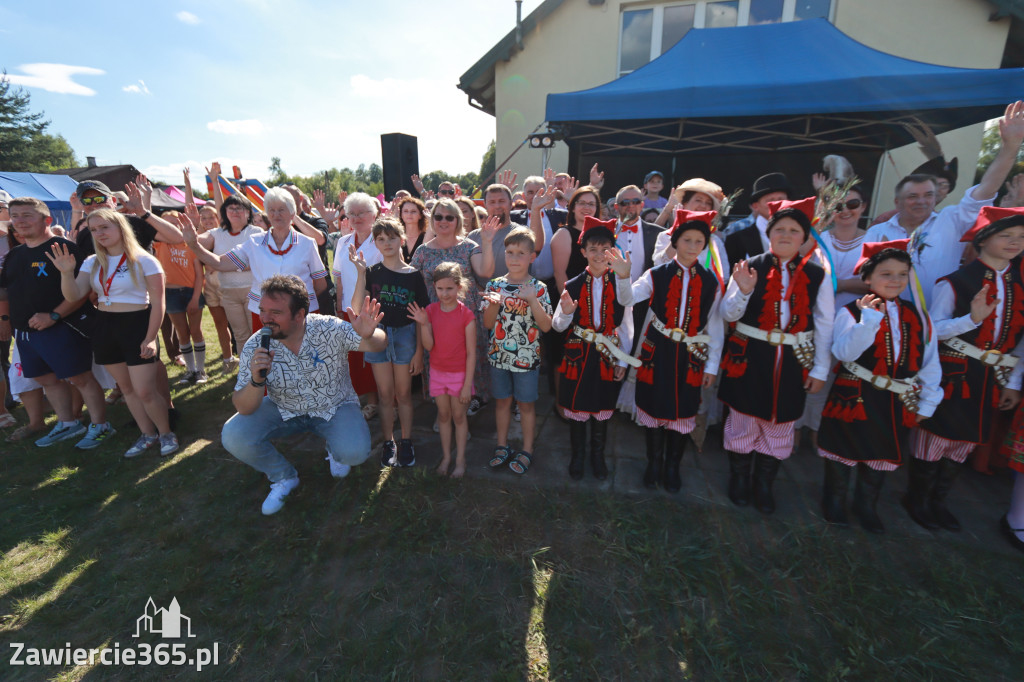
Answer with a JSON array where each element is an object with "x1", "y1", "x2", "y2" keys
[
  {"x1": 223, "y1": 275, "x2": 386, "y2": 515},
  {"x1": 865, "y1": 100, "x2": 1024, "y2": 304}
]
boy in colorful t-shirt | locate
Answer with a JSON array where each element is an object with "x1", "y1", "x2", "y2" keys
[{"x1": 483, "y1": 228, "x2": 553, "y2": 475}]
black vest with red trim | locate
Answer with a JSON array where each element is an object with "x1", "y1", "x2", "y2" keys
[
  {"x1": 922, "y1": 260, "x2": 1024, "y2": 444},
  {"x1": 718, "y1": 252, "x2": 825, "y2": 423},
  {"x1": 557, "y1": 269, "x2": 626, "y2": 415},
  {"x1": 818, "y1": 300, "x2": 926, "y2": 464},
  {"x1": 634, "y1": 260, "x2": 719, "y2": 421}
]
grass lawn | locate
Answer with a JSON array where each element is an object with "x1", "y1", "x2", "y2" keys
[{"x1": 2, "y1": 317, "x2": 1024, "y2": 680}]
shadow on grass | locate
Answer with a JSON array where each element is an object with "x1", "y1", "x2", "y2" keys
[{"x1": 1, "y1": 364, "x2": 1023, "y2": 680}]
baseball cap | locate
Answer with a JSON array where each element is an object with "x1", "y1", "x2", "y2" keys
[{"x1": 76, "y1": 180, "x2": 114, "y2": 200}]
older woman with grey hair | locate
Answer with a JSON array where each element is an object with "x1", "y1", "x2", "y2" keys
[{"x1": 182, "y1": 186, "x2": 329, "y2": 333}]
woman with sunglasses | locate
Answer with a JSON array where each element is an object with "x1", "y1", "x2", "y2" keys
[
  {"x1": 795, "y1": 185, "x2": 870, "y2": 451},
  {"x1": 410, "y1": 199, "x2": 498, "y2": 404}
]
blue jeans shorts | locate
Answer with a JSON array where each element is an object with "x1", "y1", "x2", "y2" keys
[
  {"x1": 365, "y1": 323, "x2": 417, "y2": 365},
  {"x1": 165, "y1": 286, "x2": 206, "y2": 314},
  {"x1": 490, "y1": 366, "x2": 539, "y2": 403}
]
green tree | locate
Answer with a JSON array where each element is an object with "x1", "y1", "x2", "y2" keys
[
  {"x1": 0, "y1": 74, "x2": 79, "y2": 172},
  {"x1": 479, "y1": 139, "x2": 496, "y2": 186}
]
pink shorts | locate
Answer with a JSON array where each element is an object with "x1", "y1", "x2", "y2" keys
[{"x1": 430, "y1": 368, "x2": 469, "y2": 397}]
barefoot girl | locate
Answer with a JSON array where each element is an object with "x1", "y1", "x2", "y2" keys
[{"x1": 407, "y1": 262, "x2": 476, "y2": 477}]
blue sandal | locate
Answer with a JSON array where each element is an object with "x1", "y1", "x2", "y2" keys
[
  {"x1": 509, "y1": 450, "x2": 532, "y2": 475},
  {"x1": 489, "y1": 445, "x2": 513, "y2": 468}
]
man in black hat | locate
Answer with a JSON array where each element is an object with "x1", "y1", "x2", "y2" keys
[
  {"x1": 70, "y1": 178, "x2": 184, "y2": 256},
  {"x1": 723, "y1": 172, "x2": 792, "y2": 267}
]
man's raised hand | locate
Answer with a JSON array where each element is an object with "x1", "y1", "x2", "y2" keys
[{"x1": 349, "y1": 296, "x2": 384, "y2": 338}]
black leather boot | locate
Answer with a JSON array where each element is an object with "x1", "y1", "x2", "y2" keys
[
  {"x1": 568, "y1": 419, "x2": 587, "y2": 480},
  {"x1": 663, "y1": 430, "x2": 684, "y2": 493},
  {"x1": 727, "y1": 451, "x2": 753, "y2": 506},
  {"x1": 644, "y1": 427, "x2": 665, "y2": 489},
  {"x1": 752, "y1": 452, "x2": 781, "y2": 514},
  {"x1": 853, "y1": 464, "x2": 886, "y2": 534},
  {"x1": 590, "y1": 419, "x2": 609, "y2": 481},
  {"x1": 821, "y1": 459, "x2": 852, "y2": 526},
  {"x1": 901, "y1": 458, "x2": 940, "y2": 530},
  {"x1": 930, "y1": 458, "x2": 962, "y2": 532}
]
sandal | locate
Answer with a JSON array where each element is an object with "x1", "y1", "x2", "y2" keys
[
  {"x1": 105, "y1": 388, "x2": 124, "y2": 405},
  {"x1": 509, "y1": 450, "x2": 532, "y2": 475},
  {"x1": 0, "y1": 413, "x2": 16, "y2": 429},
  {"x1": 6, "y1": 424, "x2": 46, "y2": 443},
  {"x1": 361, "y1": 403, "x2": 378, "y2": 420},
  {"x1": 489, "y1": 445, "x2": 513, "y2": 468}
]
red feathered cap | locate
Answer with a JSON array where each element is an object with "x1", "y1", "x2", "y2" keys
[
  {"x1": 578, "y1": 215, "x2": 618, "y2": 244},
  {"x1": 853, "y1": 239, "x2": 910, "y2": 275},
  {"x1": 767, "y1": 197, "x2": 816, "y2": 223},
  {"x1": 960, "y1": 205, "x2": 1024, "y2": 245}
]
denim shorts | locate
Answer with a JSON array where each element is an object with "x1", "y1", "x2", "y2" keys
[
  {"x1": 490, "y1": 366, "x2": 539, "y2": 403},
  {"x1": 165, "y1": 286, "x2": 206, "y2": 314},
  {"x1": 365, "y1": 323, "x2": 417, "y2": 365}
]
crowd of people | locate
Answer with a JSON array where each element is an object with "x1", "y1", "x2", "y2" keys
[{"x1": 4, "y1": 102, "x2": 1024, "y2": 550}]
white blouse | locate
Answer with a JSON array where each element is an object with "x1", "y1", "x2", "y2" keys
[
  {"x1": 81, "y1": 252, "x2": 163, "y2": 306},
  {"x1": 226, "y1": 229, "x2": 328, "y2": 313}
]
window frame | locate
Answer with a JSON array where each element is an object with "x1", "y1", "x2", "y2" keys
[{"x1": 617, "y1": 0, "x2": 834, "y2": 76}]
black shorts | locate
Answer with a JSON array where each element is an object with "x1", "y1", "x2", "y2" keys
[{"x1": 93, "y1": 308, "x2": 156, "y2": 367}]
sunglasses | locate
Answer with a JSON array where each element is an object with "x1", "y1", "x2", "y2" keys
[
  {"x1": 81, "y1": 196, "x2": 108, "y2": 206},
  {"x1": 840, "y1": 199, "x2": 863, "y2": 211},
  {"x1": 438, "y1": 189, "x2": 456, "y2": 196},
  {"x1": 433, "y1": 214, "x2": 457, "y2": 222},
  {"x1": 618, "y1": 198, "x2": 643, "y2": 207}
]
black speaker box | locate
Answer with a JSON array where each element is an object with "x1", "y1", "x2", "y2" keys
[{"x1": 381, "y1": 133, "x2": 419, "y2": 200}]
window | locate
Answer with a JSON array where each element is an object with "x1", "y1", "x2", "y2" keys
[{"x1": 618, "y1": 0, "x2": 833, "y2": 75}]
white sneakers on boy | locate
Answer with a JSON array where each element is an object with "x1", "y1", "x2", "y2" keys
[
  {"x1": 262, "y1": 477, "x2": 299, "y2": 515},
  {"x1": 326, "y1": 455, "x2": 351, "y2": 479}
]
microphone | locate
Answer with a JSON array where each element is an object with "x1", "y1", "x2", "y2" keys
[{"x1": 259, "y1": 327, "x2": 272, "y2": 378}]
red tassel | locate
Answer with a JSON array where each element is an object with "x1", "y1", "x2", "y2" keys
[
  {"x1": 600, "y1": 361, "x2": 615, "y2": 382},
  {"x1": 961, "y1": 381, "x2": 970, "y2": 400},
  {"x1": 944, "y1": 382, "x2": 953, "y2": 400},
  {"x1": 686, "y1": 365, "x2": 702, "y2": 387},
  {"x1": 850, "y1": 402, "x2": 867, "y2": 421},
  {"x1": 637, "y1": 365, "x2": 654, "y2": 384},
  {"x1": 902, "y1": 409, "x2": 917, "y2": 428}
]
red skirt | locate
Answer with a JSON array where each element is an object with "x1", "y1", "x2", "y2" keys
[{"x1": 341, "y1": 311, "x2": 377, "y2": 396}]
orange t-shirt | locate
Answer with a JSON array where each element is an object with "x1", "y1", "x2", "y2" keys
[{"x1": 154, "y1": 242, "x2": 198, "y2": 288}]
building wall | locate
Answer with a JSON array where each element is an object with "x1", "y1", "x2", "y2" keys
[{"x1": 491, "y1": 0, "x2": 1011, "y2": 211}]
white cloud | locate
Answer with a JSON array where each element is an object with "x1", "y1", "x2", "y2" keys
[
  {"x1": 7, "y1": 63, "x2": 104, "y2": 96},
  {"x1": 206, "y1": 119, "x2": 266, "y2": 135},
  {"x1": 122, "y1": 80, "x2": 151, "y2": 95},
  {"x1": 176, "y1": 10, "x2": 200, "y2": 24}
]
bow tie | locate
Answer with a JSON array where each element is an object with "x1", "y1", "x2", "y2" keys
[{"x1": 618, "y1": 223, "x2": 638, "y2": 234}]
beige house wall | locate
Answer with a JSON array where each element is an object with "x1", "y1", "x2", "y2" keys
[{"x1": 491, "y1": 0, "x2": 1011, "y2": 211}]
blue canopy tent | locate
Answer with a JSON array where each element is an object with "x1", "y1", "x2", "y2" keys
[
  {"x1": 545, "y1": 19, "x2": 1024, "y2": 207},
  {"x1": 0, "y1": 172, "x2": 80, "y2": 230}
]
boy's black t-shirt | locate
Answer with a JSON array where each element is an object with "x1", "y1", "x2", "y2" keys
[
  {"x1": 76, "y1": 214, "x2": 157, "y2": 256},
  {"x1": 365, "y1": 263, "x2": 429, "y2": 328},
  {"x1": 0, "y1": 237, "x2": 85, "y2": 330}
]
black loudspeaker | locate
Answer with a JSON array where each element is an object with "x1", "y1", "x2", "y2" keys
[{"x1": 381, "y1": 133, "x2": 419, "y2": 200}]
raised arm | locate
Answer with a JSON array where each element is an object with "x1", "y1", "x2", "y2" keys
[
  {"x1": 46, "y1": 242, "x2": 91, "y2": 303},
  {"x1": 975, "y1": 101, "x2": 1024, "y2": 201},
  {"x1": 470, "y1": 217, "x2": 499, "y2": 279},
  {"x1": 181, "y1": 214, "x2": 239, "y2": 272}
]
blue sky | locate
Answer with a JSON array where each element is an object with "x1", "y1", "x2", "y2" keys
[{"x1": 2, "y1": 1, "x2": 542, "y2": 183}]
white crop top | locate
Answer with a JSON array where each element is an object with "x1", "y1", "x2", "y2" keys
[{"x1": 81, "y1": 252, "x2": 163, "y2": 306}]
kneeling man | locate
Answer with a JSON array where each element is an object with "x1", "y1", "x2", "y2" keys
[{"x1": 223, "y1": 274, "x2": 385, "y2": 514}]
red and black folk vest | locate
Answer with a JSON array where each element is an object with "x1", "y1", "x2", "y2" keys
[{"x1": 718, "y1": 251, "x2": 825, "y2": 423}]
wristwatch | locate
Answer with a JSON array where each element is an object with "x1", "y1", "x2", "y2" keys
[
  {"x1": 139, "y1": 211, "x2": 152, "y2": 221},
  {"x1": 0, "y1": 314, "x2": 9, "y2": 321},
  {"x1": 49, "y1": 312, "x2": 61, "y2": 322}
]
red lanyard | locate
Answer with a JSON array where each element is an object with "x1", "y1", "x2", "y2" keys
[{"x1": 100, "y1": 254, "x2": 127, "y2": 299}]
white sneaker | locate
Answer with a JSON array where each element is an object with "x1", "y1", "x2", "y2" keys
[
  {"x1": 262, "y1": 477, "x2": 299, "y2": 515},
  {"x1": 326, "y1": 455, "x2": 351, "y2": 479}
]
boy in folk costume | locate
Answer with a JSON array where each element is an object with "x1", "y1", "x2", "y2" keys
[
  {"x1": 906, "y1": 206, "x2": 1024, "y2": 532},
  {"x1": 817, "y1": 241, "x2": 942, "y2": 533},
  {"x1": 611, "y1": 210, "x2": 724, "y2": 493},
  {"x1": 551, "y1": 218, "x2": 637, "y2": 481},
  {"x1": 718, "y1": 198, "x2": 834, "y2": 514}
]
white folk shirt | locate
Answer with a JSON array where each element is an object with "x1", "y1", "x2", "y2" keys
[
  {"x1": 615, "y1": 219, "x2": 647, "y2": 283},
  {"x1": 754, "y1": 214, "x2": 770, "y2": 253},
  {"x1": 235, "y1": 314, "x2": 363, "y2": 421},
  {"x1": 226, "y1": 229, "x2": 328, "y2": 314},
  {"x1": 931, "y1": 267, "x2": 1024, "y2": 390},
  {"x1": 721, "y1": 255, "x2": 835, "y2": 381},
  {"x1": 551, "y1": 271, "x2": 634, "y2": 366},
  {"x1": 863, "y1": 183, "x2": 996, "y2": 304},
  {"x1": 331, "y1": 231, "x2": 382, "y2": 313},
  {"x1": 620, "y1": 261, "x2": 726, "y2": 376},
  {"x1": 831, "y1": 302, "x2": 942, "y2": 417}
]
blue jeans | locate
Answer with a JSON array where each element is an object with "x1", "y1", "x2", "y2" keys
[{"x1": 221, "y1": 397, "x2": 371, "y2": 482}]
